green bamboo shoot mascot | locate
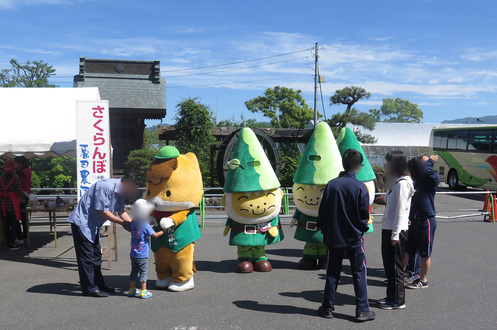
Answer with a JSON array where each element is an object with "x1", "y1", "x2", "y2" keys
[
  {"x1": 221, "y1": 127, "x2": 284, "y2": 273},
  {"x1": 289, "y1": 122, "x2": 344, "y2": 270},
  {"x1": 336, "y1": 127, "x2": 376, "y2": 233}
]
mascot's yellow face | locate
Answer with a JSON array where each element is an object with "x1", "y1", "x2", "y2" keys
[
  {"x1": 222, "y1": 188, "x2": 283, "y2": 225},
  {"x1": 145, "y1": 153, "x2": 203, "y2": 212},
  {"x1": 292, "y1": 183, "x2": 326, "y2": 217}
]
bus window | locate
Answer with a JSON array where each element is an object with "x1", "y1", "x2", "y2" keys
[
  {"x1": 447, "y1": 131, "x2": 468, "y2": 151},
  {"x1": 433, "y1": 130, "x2": 448, "y2": 150},
  {"x1": 493, "y1": 131, "x2": 497, "y2": 153},
  {"x1": 468, "y1": 130, "x2": 492, "y2": 152}
]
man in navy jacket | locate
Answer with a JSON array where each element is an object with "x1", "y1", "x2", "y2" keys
[
  {"x1": 316, "y1": 149, "x2": 375, "y2": 322},
  {"x1": 405, "y1": 155, "x2": 440, "y2": 289}
]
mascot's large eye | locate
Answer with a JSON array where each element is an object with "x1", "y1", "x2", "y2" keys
[
  {"x1": 166, "y1": 190, "x2": 171, "y2": 197},
  {"x1": 147, "y1": 190, "x2": 151, "y2": 197}
]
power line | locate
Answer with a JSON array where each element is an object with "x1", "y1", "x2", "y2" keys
[
  {"x1": 50, "y1": 55, "x2": 310, "y2": 80},
  {"x1": 166, "y1": 56, "x2": 310, "y2": 78},
  {"x1": 166, "y1": 74, "x2": 313, "y2": 89},
  {"x1": 161, "y1": 48, "x2": 312, "y2": 73},
  {"x1": 50, "y1": 49, "x2": 313, "y2": 79}
]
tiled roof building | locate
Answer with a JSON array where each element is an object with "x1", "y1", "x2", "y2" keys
[{"x1": 74, "y1": 57, "x2": 166, "y2": 170}]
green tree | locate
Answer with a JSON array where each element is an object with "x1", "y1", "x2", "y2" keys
[
  {"x1": 370, "y1": 97, "x2": 424, "y2": 123},
  {"x1": 144, "y1": 125, "x2": 167, "y2": 151},
  {"x1": 124, "y1": 148, "x2": 157, "y2": 186},
  {"x1": 278, "y1": 145, "x2": 300, "y2": 187},
  {"x1": 245, "y1": 87, "x2": 317, "y2": 186},
  {"x1": 245, "y1": 86, "x2": 318, "y2": 129},
  {"x1": 31, "y1": 157, "x2": 76, "y2": 188},
  {"x1": 0, "y1": 59, "x2": 56, "y2": 87},
  {"x1": 174, "y1": 97, "x2": 216, "y2": 185},
  {"x1": 327, "y1": 86, "x2": 377, "y2": 143}
]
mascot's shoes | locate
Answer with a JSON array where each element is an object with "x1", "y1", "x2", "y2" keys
[
  {"x1": 318, "y1": 259, "x2": 327, "y2": 270},
  {"x1": 140, "y1": 290, "x2": 153, "y2": 299},
  {"x1": 298, "y1": 258, "x2": 318, "y2": 270},
  {"x1": 156, "y1": 276, "x2": 173, "y2": 289},
  {"x1": 168, "y1": 277, "x2": 194, "y2": 292},
  {"x1": 236, "y1": 261, "x2": 254, "y2": 273},
  {"x1": 253, "y1": 260, "x2": 272, "y2": 272}
]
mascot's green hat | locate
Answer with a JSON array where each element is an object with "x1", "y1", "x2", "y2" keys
[
  {"x1": 293, "y1": 122, "x2": 343, "y2": 185},
  {"x1": 223, "y1": 127, "x2": 280, "y2": 193},
  {"x1": 155, "y1": 146, "x2": 180, "y2": 159},
  {"x1": 336, "y1": 127, "x2": 376, "y2": 182}
]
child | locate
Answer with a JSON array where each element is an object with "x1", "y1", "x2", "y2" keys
[{"x1": 128, "y1": 199, "x2": 164, "y2": 299}]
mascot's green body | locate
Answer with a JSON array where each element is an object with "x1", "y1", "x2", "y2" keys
[
  {"x1": 222, "y1": 128, "x2": 284, "y2": 273},
  {"x1": 290, "y1": 122, "x2": 343, "y2": 270}
]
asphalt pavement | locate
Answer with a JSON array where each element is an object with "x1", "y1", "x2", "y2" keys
[{"x1": 0, "y1": 192, "x2": 496, "y2": 330}]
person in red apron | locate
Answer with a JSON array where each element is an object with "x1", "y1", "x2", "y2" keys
[
  {"x1": 0, "y1": 160, "x2": 27, "y2": 250},
  {"x1": 15, "y1": 156, "x2": 32, "y2": 240}
]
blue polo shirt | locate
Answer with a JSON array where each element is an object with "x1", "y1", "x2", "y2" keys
[{"x1": 67, "y1": 178, "x2": 125, "y2": 243}]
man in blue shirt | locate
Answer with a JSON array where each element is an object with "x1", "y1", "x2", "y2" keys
[
  {"x1": 68, "y1": 173, "x2": 139, "y2": 297},
  {"x1": 316, "y1": 149, "x2": 376, "y2": 322}
]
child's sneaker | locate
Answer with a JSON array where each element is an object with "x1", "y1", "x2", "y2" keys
[
  {"x1": 140, "y1": 290, "x2": 153, "y2": 299},
  {"x1": 128, "y1": 289, "x2": 141, "y2": 297}
]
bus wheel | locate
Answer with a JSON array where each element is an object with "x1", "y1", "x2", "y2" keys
[{"x1": 448, "y1": 170, "x2": 459, "y2": 190}]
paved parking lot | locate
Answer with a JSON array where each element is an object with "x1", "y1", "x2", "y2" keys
[{"x1": 0, "y1": 192, "x2": 496, "y2": 329}]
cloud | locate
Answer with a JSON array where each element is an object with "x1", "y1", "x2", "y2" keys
[
  {"x1": 19, "y1": 30, "x2": 497, "y2": 102},
  {"x1": 462, "y1": 49, "x2": 497, "y2": 62},
  {"x1": 358, "y1": 100, "x2": 383, "y2": 106},
  {"x1": 369, "y1": 36, "x2": 394, "y2": 42},
  {"x1": 0, "y1": 45, "x2": 60, "y2": 55},
  {"x1": 173, "y1": 27, "x2": 205, "y2": 34},
  {"x1": 0, "y1": 0, "x2": 79, "y2": 9}
]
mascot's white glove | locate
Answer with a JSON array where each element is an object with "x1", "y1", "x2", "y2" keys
[
  {"x1": 160, "y1": 217, "x2": 175, "y2": 230},
  {"x1": 289, "y1": 217, "x2": 297, "y2": 228}
]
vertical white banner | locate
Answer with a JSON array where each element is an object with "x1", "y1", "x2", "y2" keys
[{"x1": 76, "y1": 100, "x2": 111, "y2": 200}]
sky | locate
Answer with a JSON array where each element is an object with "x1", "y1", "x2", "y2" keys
[{"x1": 1, "y1": 0, "x2": 496, "y2": 126}]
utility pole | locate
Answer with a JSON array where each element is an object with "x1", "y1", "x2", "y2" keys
[{"x1": 313, "y1": 42, "x2": 319, "y2": 128}]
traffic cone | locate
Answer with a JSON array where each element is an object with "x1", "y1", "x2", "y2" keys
[
  {"x1": 484, "y1": 192, "x2": 496, "y2": 223},
  {"x1": 482, "y1": 190, "x2": 491, "y2": 212}
]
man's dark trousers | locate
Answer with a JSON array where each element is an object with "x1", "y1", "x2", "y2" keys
[
  {"x1": 322, "y1": 241, "x2": 369, "y2": 312},
  {"x1": 71, "y1": 223, "x2": 106, "y2": 293}
]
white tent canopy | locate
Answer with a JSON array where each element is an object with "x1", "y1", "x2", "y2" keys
[{"x1": 0, "y1": 87, "x2": 101, "y2": 158}]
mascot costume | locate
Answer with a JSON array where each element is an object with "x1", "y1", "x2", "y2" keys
[
  {"x1": 290, "y1": 122, "x2": 343, "y2": 270},
  {"x1": 222, "y1": 127, "x2": 284, "y2": 273},
  {"x1": 336, "y1": 127, "x2": 376, "y2": 233},
  {"x1": 145, "y1": 146, "x2": 202, "y2": 292}
]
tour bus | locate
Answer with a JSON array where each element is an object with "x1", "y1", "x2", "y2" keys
[{"x1": 428, "y1": 125, "x2": 497, "y2": 190}]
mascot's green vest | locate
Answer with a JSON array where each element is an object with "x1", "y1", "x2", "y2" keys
[{"x1": 151, "y1": 209, "x2": 201, "y2": 253}]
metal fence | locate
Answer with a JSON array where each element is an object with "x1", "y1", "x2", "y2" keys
[{"x1": 31, "y1": 187, "x2": 495, "y2": 227}]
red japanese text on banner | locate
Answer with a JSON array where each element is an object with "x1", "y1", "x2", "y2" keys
[{"x1": 76, "y1": 101, "x2": 111, "y2": 200}]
